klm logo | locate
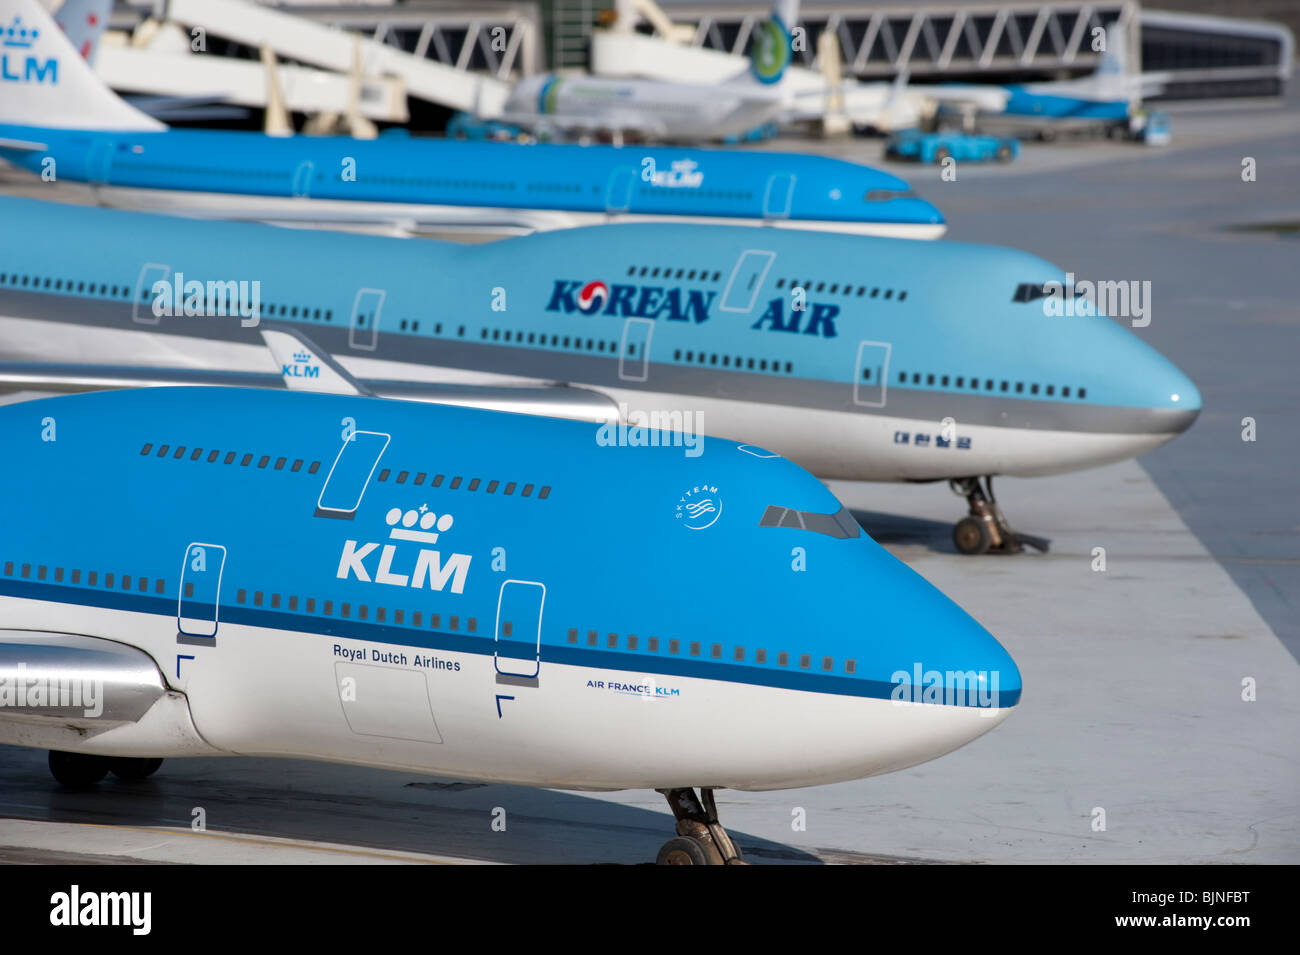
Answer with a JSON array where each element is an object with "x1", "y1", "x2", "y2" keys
[
  {"x1": 284, "y1": 350, "x2": 320, "y2": 379},
  {"x1": 1, "y1": 17, "x2": 57, "y2": 85},
  {"x1": 336, "y1": 506, "x2": 471, "y2": 594}
]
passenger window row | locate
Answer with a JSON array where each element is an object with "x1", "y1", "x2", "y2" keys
[
  {"x1": 479, "y1": 325, "x2": 622, "y2": 355},
  {"x1": 2, "y1": 558, "x2": 859, "y2": 678},
  {"x1": 374, "y1": 468, "x2": 551, "y2": 499},
  {"x1": 891, "y1": 370, "x2": 1087, "y2": 400},
  {"x1": 775, "y1": 276, "x2": 908, "y2": 302},
  {"x1": 639, "y1": 187, "x2": 755, "y2": 201},
  {"x1": 127, "y1": 161, "x2": 283, "y2": 180},
  {"x1": 352, "y1": 175, "x2": 516, "y2": 192},
  {"x1": 232, "y1": 587, "x2": 478, "y2": 632},
  {"x1": 625, "y1": 265, "x2": 723, "y2": 283},
  {"x1": 3, "y1": 560, "x2": 166, "y2": 595},
  {"x1": 262, "y1": 302, "x2": 333, "y2": 322},
  {"x1": 673, "y1": 348, "x2": 793, "y2": 374},
  {"x1": 139, "y1": 442, "x2": 323, "y2": 473},
  {"x1": 565, "y1": 627, "x2": 858, "y2": 675},
  {"x1": 525, "y1": 181, "x2": 582, "y2": 193},
  {"x1": 1, "y1": 272, "x2": 132, "y2": 299}
]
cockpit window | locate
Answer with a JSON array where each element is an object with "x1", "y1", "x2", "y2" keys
[
  {"x1": 1013, "y1": 282, "x2": 1088, "y2": 303},
  {"x1": 864, "y1": 189, "x2": 915, "y2": 202},
  {"x1": 759, "y1": 504, "x2": 861, "y2": 539}
]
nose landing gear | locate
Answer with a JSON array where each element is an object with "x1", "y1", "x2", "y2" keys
[
  {"x1": 655, "y1": 787, "x2": 746, "y2": 865},
  {"x1": 950, "y1": 476, "x2": 1049, "y2": 556},
  {"x1": 47, "y1": 751, "x2": 164, "y2": 789}
]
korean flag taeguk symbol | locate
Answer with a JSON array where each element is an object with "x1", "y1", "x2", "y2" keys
[
  {"x1": 676, "y1": 485, "x2": 722, "y2": 531},
  {"x1": 575, "y1": 281, "x2": 608, "y2": 314}
]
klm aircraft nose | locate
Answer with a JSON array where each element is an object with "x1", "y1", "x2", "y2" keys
[
  {"x1": 872, "y1": 554, "x2": 1022, "y2": 713},
  {"x1": 847, "y1": 554, "x2": 1022, "y2": 776}
]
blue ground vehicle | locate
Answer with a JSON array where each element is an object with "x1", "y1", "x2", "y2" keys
[
  {"x1": 886, "y1": 130, "x2": 1019, "y2": 164},
  {"x1": 444, "y1": 111, "x2": 527, "y2": 142}
]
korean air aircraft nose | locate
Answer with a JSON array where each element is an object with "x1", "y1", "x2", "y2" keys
[
  {"x1": 1157, "y1": 357, "x2": 1202, "y2": 425},
  {"x1": 1115, "y1": 330, "x2": 1203, "y2": 440}
]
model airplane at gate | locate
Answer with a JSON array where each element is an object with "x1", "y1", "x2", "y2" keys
[
  {"x1": 0, "y1": 194, "x2": 1200, "y2": 553},
  {"x1": 500, "y1": 0, "x2": 801, "y2": 143},
  {"x1": 0, "y1": 382, "x2": 1020, "y2": 864},
  {"x1": 0, "y1": 0, "x2": 942, "y2": 240}
]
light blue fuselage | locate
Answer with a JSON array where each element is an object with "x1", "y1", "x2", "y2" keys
[{"x1": 0, "y1": 196, "x2": 1199, "y2": 457}]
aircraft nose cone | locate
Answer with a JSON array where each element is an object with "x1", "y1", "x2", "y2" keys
[
  {"x1": 892, "y1": 581, "x2": 1021, "y2": 710},
  {"x1": 852, "y1": 561, "x2": 1024, "y2": 779},
  {"x1": 860, "y1": 558, "x2": 1021, "y2": 772},
  {"x1": 887, "y1": 195, "x2": 945, "y2": 227},
  {"x1": 1136, "y1": 350, "x2": 1202, "y2": 436},
  {"x1": 1164, "y1": 365, "x2": 1202, "y2": 433}
]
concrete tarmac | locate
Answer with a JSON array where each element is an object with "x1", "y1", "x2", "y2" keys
[{"x1": 1, "y1": 93, "x2": 1296, "y2": 864}]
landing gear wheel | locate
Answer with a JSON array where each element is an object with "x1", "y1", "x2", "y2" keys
[
  {"x1": 996, "y1": 144, "x2": 1013, "y2": 162},
  {"x1": 48, "y1": 751, "x2": 110, "y2": 789},
  {"x1": 949, "y1": 476, "x2": 1049, "y2": 555},
  {"x1": 657, "y1": 836, "x2": 712, "y2": 865},
  {"x1": 933, "y1": 146, "x2": 952, "y2": 163},
  {"x1": 655, "y1": 787, "x2": 746, "y2": 865},
  {"x1": 110, "y1": 757, "x2": 164, "y2": 781},
  {"x1": 953, "y1": 516, "x2": 992, "y2": 555}
]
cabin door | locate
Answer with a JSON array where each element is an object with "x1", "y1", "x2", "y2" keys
[
  {"x1": 605, "y1": 167, "x2": 634, "y2": 214},
  {"x1": 494, "y1": 579, "x2": 545, "y2": 686},
  {"x1": 618, "y1": 318, "x2": 653, "y2": 382},
  {"x1": 349, "y1": 288, "x2": 384, "y2": 351},
  {"x1": 852, "y1": 340, "x2": 892, "y2": 407},
  {"x1": 763, "y1": 173, "x2": 795, "y2": 219}
]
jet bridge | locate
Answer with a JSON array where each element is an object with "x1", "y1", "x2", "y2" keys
[{"x1": 110, "y1": 0, "x2": 525, "y2": 115}]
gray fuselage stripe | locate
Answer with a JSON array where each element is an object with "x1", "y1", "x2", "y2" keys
[{"x1": 0, "y1": 289, "x2": 1194, "y2": 435}]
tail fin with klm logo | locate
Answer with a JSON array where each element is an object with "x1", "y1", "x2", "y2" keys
[{"x1": 0, "y1": 0, "x2": 161, "y2": 130}]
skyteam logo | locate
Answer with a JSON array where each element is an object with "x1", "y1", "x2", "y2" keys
[
  {"x1": 576, "y1": 281, "x2": 608, "y2": 314},
  {"x1": 749, "y1": 15, "x2": 792, "y2": 84},
  {"x1": 675, "y1": 485, "x2": 722, "y2": 531},
  {"x1": 1, "y1": 15, "x2": 57, "y2": 85},
  {"x1": 284, "y1": 350, "x2": 320, "y2": 380},
  {"x1": 336, "y1": 505, "x2": 471, "y2": 593}
]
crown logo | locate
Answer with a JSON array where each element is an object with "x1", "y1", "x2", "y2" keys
[
  {"x1": 386, "y1": 505, "x2": 452, "y2": 545},
  {"x1": 2, "y1": 17, "x2": 38, "y2": 49},
  {"x1": 292, "y1": 350, "x2": 312, "y2": 363}
]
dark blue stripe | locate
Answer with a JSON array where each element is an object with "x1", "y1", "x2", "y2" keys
[{"x1": 0, "y1": 579, "x2": 1021, "y2": 707}]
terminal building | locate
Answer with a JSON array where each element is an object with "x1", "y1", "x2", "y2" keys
[
  {"x1": 629, "y1": 1, "x2": 1294, "y2": 99},
  {"x1": 106, "y1": 0, "x2": 1292, "y2": 118}
]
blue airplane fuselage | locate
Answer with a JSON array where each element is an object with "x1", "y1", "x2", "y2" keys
[{"x1": 0, "y1": 123, "x2": 944, "y2": 232}]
